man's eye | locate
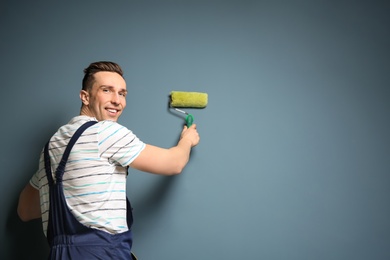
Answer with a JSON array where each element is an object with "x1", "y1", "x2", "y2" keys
[
  {"x1": 103, "y1": 89, "x2": 110, "y2": 93},
  {"x1": 120, "y1": 92, "x2": 127, "y2": 97}
]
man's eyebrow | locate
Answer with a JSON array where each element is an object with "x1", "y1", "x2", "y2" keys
[
  {"x1": 100, "y1": 85, "x2": 127, "y2": 92},
  {"x1": 100, "y1": 85, "x2": 113, "y2": 89}
]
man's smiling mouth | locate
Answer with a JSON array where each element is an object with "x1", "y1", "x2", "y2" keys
[{"x1": 107, "y1": 109, "x2": 119, "y2": 114}]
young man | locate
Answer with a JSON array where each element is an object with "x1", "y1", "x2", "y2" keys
[{"x1": 17, "y1": 61, "x2": 200, "y2": 259}]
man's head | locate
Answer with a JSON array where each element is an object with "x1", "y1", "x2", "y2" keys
[{"x1": 80, "y1": 61, "x2": 127, "y2": 122}]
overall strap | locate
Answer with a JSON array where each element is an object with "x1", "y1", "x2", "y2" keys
[{"x1": 44, "y1": 121, "x2": 97, "y2": 184}]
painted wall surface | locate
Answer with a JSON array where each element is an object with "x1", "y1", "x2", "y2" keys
[{"x1": 1, "y1": 1, "x2": 389, "y2": 259}]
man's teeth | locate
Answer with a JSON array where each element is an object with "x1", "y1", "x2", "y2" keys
[{"x1": 107, "y1": 109, "x2": 117, "y2": 113}]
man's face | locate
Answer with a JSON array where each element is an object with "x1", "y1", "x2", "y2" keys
[{"x1": 81, "y1": 71, "x2": 127, "y2": 122}]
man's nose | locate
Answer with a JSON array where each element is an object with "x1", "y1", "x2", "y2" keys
[{"x1": 111, "y1": 93, "x2": 120, "y2": 104}]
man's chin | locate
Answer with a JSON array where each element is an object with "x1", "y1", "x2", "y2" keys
[{"x1": 104, "y1": 112, "x2": 121, "y2": 122}]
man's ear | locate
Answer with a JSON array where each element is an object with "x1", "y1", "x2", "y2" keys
[{"x1": 80, "y1": 90, "x2": 89, "y2": 105}]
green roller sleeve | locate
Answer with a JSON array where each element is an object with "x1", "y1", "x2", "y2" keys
[{"x1": 170, "y1": 91, "x2": 208, "y2": 108}]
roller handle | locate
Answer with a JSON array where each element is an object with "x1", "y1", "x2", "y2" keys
[{"x1": 185, "y1": 114, "x2": 194, "y2": 127}]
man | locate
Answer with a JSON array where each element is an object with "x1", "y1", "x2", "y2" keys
[{"x1": 17, "y1": 61, "x2": 200, "y2": 259}]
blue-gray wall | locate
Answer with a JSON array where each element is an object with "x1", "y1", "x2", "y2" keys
[{"x1": 1, "y1": 1, "x2": 389, "y2": 259}]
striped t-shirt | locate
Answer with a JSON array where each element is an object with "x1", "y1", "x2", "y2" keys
[{"x1": 30, "y1": 115, "x2": 145, "y2": 236}]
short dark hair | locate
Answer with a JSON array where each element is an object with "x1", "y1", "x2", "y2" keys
[{"x1": 82, "y1": 61, "x2": 124, "y2": 91}]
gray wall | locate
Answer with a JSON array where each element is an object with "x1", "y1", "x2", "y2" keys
[{"x1": 1, "y1": 1, "x2": 389, "y2": 259}]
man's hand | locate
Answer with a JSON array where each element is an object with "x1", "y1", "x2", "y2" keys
[{"x1": 180, "y1": 124, "x2": 200, "y2": 148}]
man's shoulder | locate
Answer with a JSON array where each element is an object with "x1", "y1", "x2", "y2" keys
[
  {"x1": 64, "y1": 116, "x2": 132, "y2": 137},
  {"x1": 55, "y1": 116, "x2": 97, "y2": 135}
]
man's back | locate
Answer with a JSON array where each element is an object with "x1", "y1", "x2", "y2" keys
[{"x1": 30, "y1": 115, "x2": 145, "y2": 235}]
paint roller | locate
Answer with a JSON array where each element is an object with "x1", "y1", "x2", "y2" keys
[{"x1": 169, "y1": 91, "x2": 208, "y2": 127}]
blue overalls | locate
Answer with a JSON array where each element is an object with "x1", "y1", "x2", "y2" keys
[{"x1": 44, "y1": 121, "x2": 137, "y2": 259}]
